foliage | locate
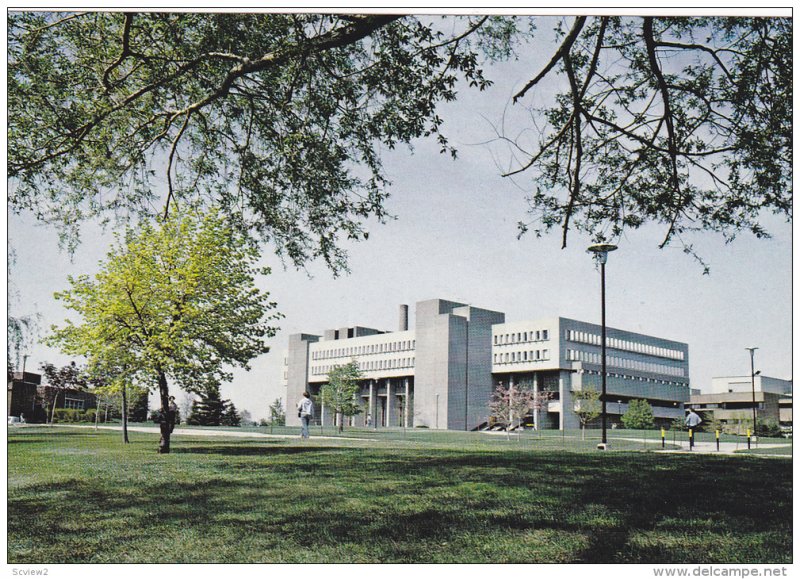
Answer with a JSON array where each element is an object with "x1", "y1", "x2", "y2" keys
[
  {"x1": 756, "y1": 418, "x2": 782, "y2": 438},
  {"x1": 52, "y1": 408, "x2": 85, "y2": 423},
  {"x1": 220, "y1": 402, "x2": 241, "y2": 427},
  {"x1": 489, "y1": 382, "x2": 549, "y2": 436},
  {"x1": 45, "y1": 207, "x2": 280, "y2": 452},
  {"x1": 621, "y1": 399, "x2": 655, "y2": 430},
  {"x1": 572, "y1": 386, "x2": 601, "y2": 439},
  {"x1": 670, "y1": 416, "x2": 685, "y2": 432},
  {"x1": 8, "y1": 12, "x2": 518, "y2": 271},
  {"x1": 268, "y1": 398, "x2": 286, "y2": 426},
  {"x1": 39, "y1": 361, "x2": 99, "y2": 424},
  {"x1": 507, "y1": 16, "x2": 792, "y2": 270},
  {"x1": 320, "y1": 361, "x2": 364, "y2": 432},
  {"x1": 188, "y1": 385, "x2": 226, "y2": 426},
  {"x1": 7, "y1": 245, "x2": 41, "y2": 372}
]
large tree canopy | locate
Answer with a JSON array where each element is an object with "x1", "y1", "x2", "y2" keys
[
  {"x1": 505, "y1": 16, "x2": 791, "y2": 268},
  {"x1": 8, "y1": 12, "x2": 516, "y2": 272},
  {"x1": 8, "y1": 13, "x2": 791, "y2": 273}
]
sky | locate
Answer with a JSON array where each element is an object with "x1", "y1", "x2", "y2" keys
[{"x1": 6, "y1": 14, "x2": 793, "y2": 421}]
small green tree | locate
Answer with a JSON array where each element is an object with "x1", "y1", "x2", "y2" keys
[
  {"x1": 46, "y1": 208, "x2": 281, "y2": 453},
  {"x1": 320, "y1": 361, "x2": 363, "y2": 432},
  {"x1": 622, "y1": 399, "x2": 655, "y2": 430},
  {"x1": 188, "y1": 385, "x2": 226, "y2": 426},
  {"x1": 573, "y1": 386, "x2": 601, "y2": 440},
  {"x1": 221, "y1": 402, "x2": 241, "y2": 427},
  {"x1": 268, "y1": 398, "x2": 286, "y2": 426}
]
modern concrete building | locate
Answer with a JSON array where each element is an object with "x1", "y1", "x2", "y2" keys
[
  {"x1": 687, "y1": 375, "x2": 792, "y2": 429},
  {"x1": 283, "y1": 298, "x2": 691, "y2": 430}
]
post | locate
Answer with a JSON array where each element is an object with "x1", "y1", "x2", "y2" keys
[
  {"x1": 661, "y1": 427, "x2": 665, "y2": 449},
  {"x1": 689, "y1": 428, "x2": 693, "y2": 450},
  {"x1": 587, "y1": 243, "x2": 617, "y2": 451},
  {"x1": 600, "y1": 258, "x2": 608, "y2": 445},
  {"x1": 747, "y1": 428, "x2": 751, "y2": 450},
  {"x1": 746, "y1": 347, "x2": 758, "y2": 443},
  {"x1": 716, "y1": 429, "x2": 720, "y2": 452}
]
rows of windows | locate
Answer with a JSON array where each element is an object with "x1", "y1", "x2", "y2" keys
[
  {"x1": 312, "y1": 357, "x2": 416, "y2": 376},
  {"x1": 313, "y1": 340, "x2": 416, "y2": 361},
  {"x1": 493, "y1": 329, "x2": 549, "y2": 346},
  {"x1": 581, "y1": 368, "x2": 688, "y2": 388},
  {"x1": 493, "y1": 349, "x2": 550, "y2": 365},
  {"x1": 566, "y1": 349, "x2": 686, "y2": 377},
  {"x1": 565, "y1": 329, "x2": 685, "y2": 361},
  {"x1": 63, "y1": 398, "x2": 85, "y2": 410}
]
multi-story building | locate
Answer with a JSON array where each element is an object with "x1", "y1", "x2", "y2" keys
[
  {"x1": 284, "y1": 298, "x2": 691, "y2": 430},
  {"x1": 687, "y1": 375, "x2": 792, "y2": 429}
]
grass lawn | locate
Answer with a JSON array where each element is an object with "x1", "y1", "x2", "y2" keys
[{"x1": 7, "y1": 426, "x2": 792, "y2": 564}]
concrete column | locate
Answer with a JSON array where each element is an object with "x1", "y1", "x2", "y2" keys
[
  {"x1": 404, "y1": 377, "x2": 410, "y2": 427},
  {"x1": 368, "y1": 380, "x2": 375, "y2": 428},
  {"x1": 386, "y1": 379, "x2": 394, "y2": 427},
  {"x1": 533, "y1": 372, "x2": 540, "y2": 431}
]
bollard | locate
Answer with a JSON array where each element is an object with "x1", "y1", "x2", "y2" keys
[
  {"x1": 747, "y1": 428, "x2": 751, "y2": 450},
  {"x1": 689, "y1": 428, "x2": 693, "y2": 450},
  {"x1": 716, "y1": 429, "x2": 720, "y2": 452},
  {"x1": 661, "y1": 427, "x2": 666, "y2": 449}
]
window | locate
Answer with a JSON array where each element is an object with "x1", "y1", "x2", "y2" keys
[
  {"x1": 542, "y1": 329, "x2": 549, "y2": 340},
  {"x1": 64, "y1": 398, "x2": 83, "y2": 410},
  {"x1": 535, "y1": 331, "x2": 540, "y2": 340}
]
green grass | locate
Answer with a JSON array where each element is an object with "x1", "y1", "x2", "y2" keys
[{"x1": 7, "y1": 426, "x2": 792, "y2": 564}]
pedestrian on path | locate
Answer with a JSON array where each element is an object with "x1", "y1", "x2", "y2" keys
[
  {"x1": 297, "y1": 392, "x2": 315, "y2": 439},
  {"x1": 685, "y1": 409, "x2": 702, "y2": 431}
]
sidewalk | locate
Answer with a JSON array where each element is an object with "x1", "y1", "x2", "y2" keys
[
  {"x1": 651, "y1": 439, "x2": 791, "y2": 455},
  {"x1": 46, "y1": 423, "x2": 359, "y2": 441}
]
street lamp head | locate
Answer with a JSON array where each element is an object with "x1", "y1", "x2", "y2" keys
[{"x1": 587, "y1": 243, "x2": 618, "y2": 265}]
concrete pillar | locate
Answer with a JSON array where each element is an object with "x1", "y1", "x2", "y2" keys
[
  {"x1": 533, "y1": 372, "x2": 540, "y2": 431},
  {"x1": 404, "y1": 377, "x2": 410, "y2": 427},
  {"x1": 369, "y1": 380, "x2": 375, "y2": 428},
  {"x1": 386, "y1": 378, "x2": 394, "y2": 427}
]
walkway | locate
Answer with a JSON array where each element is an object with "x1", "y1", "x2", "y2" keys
[{"x1": 44, "y1": 423, "x2": 354, "y2": 441}]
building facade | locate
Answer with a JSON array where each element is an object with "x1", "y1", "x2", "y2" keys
[
  {"x1": 284, "y1": 299, "x2": 691, "y2": 430},
  {"x1": 687, "y1": 375, "x2": 792, "y2": 429}
]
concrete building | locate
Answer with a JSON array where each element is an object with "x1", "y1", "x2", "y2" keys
[
  {"x1": 284, "y1": 299, "x2": 691, "y2": 430},
  {"x1": 688, "y1": 375, "x2": 792, "y2": 429},
  {"x1": 7, "y1": 371, "x2": 98, "y2": 422}
]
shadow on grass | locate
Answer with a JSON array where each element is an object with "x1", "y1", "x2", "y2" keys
[{"x1": 7, "y1": 439, "x2": 792, "y2": 564}]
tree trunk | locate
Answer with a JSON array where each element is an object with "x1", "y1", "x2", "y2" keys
[
  {"x1": 122, "y1": 382, "x2": 130, "y2": 444},
  {"x1": 338, "y1": 411, "x2": 344, "y2": 433},
  {"x1": 49, "y1": 390, "x2": 60, "y2": 425},
  {"x1": 157, "y1": 370, "x2": 171, "y2": 454}
]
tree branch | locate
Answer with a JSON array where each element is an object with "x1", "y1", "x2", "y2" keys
[{"x1": 513, "y1": 16, "x2": 586, "y2": 103}]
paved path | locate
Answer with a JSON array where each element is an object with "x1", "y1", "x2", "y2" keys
[
  {"x1": 43, "y1": 423, "x2": 359, "y2": 441},
  {"x1": 651, "y1": 439, "x2": 791, "y2": 455},
  {"x1": 20, "y1": 425, "x2": 792, "y2": 455}
]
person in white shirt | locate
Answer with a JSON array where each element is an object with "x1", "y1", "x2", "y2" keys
[
  {"x1": 685, "y1": 409, "x2": 702, "y2": 431},
  {"x1": 297, "y1": 392, "x2": 315, "y2": 439}
]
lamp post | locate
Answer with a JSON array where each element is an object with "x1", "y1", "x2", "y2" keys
[
  {"x1": 746, "y1": 347, "x2": 758, "y2": 439},
  {"x1": 588, "y1": 243, "x2": 618, "y2": 449}
]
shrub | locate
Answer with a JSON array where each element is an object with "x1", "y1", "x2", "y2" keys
[
  {"x1": 621, "y1": 399, "x2": 655, "y2": 430},
  {"x1": 83, "y1": 408, "x2": 97, "y2": 423},
  {"x1": 53, "y1": 408, "x2": 83, "y2": 423},
  {"x1": 757, "y1": 418, "x2": 782, "y2": 438}
]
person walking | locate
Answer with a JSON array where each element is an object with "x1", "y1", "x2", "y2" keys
[
  {"x1": 685, "y1": 408, "x2": 702, "y2": 448},
  {"x1": 685, "y1": 409, "x2": 702, "y2": 431},
  {"x1": 167, "y1": 396, "x2": 178, "y2": 433},
  {"x1": 297, "y1": 392, "x2": 315, "y2": 439}
]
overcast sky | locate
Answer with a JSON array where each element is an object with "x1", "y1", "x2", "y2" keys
[{"x1": 7, "y1": 14, "x2": 793, "y2": 421}]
